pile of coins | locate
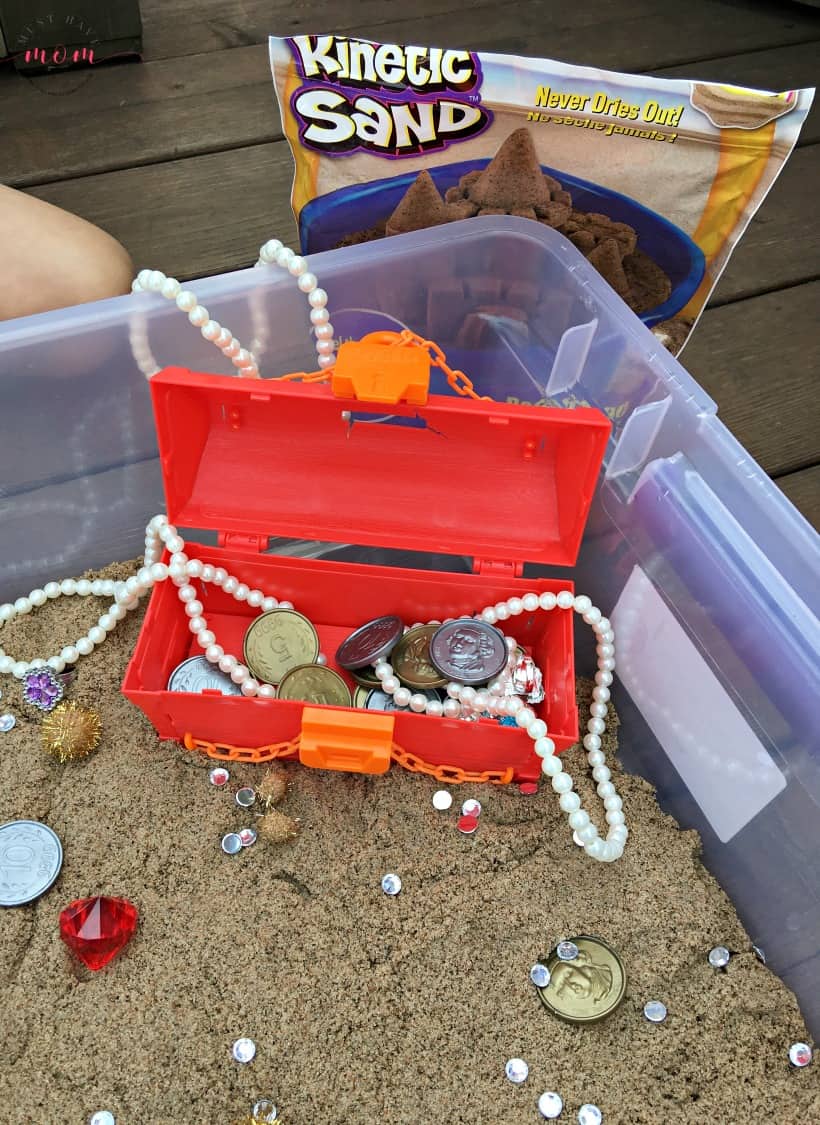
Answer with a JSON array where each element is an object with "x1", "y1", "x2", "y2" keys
[
  {"x1": 168, "y1": 609, "x2": 542, "y2": 716},
  {"x1": 168, "y1": 608, "x2": 350, "y2": 707}
]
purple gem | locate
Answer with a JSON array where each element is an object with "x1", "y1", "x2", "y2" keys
[{"x1": 22, "y1": 668, "x2": 65, "y2": 712}]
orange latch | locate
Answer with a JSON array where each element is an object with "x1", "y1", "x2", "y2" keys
[
  {"x1": 330, "y1": 338, "x2": 430, "y2": 405},
  {"x1": 299, "y1": 707, "x2": 395, "y2": 775}
]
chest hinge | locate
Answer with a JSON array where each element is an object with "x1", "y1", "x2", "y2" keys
[
  {"x1": 218, "y1": 532, "x2": 268, "y2": 553},
  {"x1": 473, "y1": 558, "x2": 524, "y2": 578}
]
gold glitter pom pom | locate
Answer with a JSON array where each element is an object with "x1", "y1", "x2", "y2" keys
[
  {"x1": 41, "y1": 702, "x2": 102, "y2": 763},
  {"x1": 257, "y1": 764, "x2": 288, "y2": 808},
  {"x1": 258, "y1": 808, "x2": 301, "y2": 844}
]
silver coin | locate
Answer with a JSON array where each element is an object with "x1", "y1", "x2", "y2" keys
[
  {"x1": 167, "y1": 655, "x2": 243, "y2": 695},
  {"x1": 429, "y1": 619, "x2": 507, "y2": 685},
  {"x1": 365, "y1": 688, "x2": 440, "y2": 712},
  {"x1": 336, "y1": 615, "x2": 404, "y2": 670},
  {"x1": 0, "y1": 820, "x2": 63, "y2": 907}
]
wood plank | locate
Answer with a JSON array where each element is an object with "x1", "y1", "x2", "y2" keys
[
  {"x1": 27, "y1": 152, "x2": 819, "y2": 480},
  {"x1": 707, "y1": 144, "x2": 820, "y2": 305},
  {"x1": 4, "y1": 40, "x2": 817, "y2": 190},
  {"x1": 27, "y1": 145, "x2": 298, "y2": 278},
  {"x1": 135, "y1": 0, "x2": 820, "y2": 65},
  {"x1": 3, "y1": 16, "x2": 817, "y2": 187},
  {"x1": 683, "y1": 281, "x2": 820, "y2": 478},
  {"x1": 0, "y1": 50, "x2": 276, "y2": 186},
  {"x1": 775, "y1": 464, "x2": 820, "y2": 530},
  {"x1": 25, "y1": 134, "x2": 820, "y2": 303}
]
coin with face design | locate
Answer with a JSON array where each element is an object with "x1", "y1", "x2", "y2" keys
[
  {"x1": 276, "y1": 664, "x2": 351, "y2": 707},
  {"x1": 243, "y1": 609, "x2": 320, "y2": 685},
  {"x1": 391, "y1": 625, "x2": 448, "y2": 689},
  {"x1": 429, "y1": 619, "x2": 507, "y2": 686},
  {"x1": 336, "y1": 616, "x2": 403, "y2": 670},
  {"x1": 534, "y1": 935, "x2": 626, "y2": 1024}
]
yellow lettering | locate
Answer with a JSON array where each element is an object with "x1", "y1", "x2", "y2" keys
[{"x1": 642, "y1": 100, "x2": 684, "y2": 126}]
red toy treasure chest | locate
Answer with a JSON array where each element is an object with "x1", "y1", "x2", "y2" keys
[{"x1": 122, "y1": 360, "x2": 609, "y2": 783}]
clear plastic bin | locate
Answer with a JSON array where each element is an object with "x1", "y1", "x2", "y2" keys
[{"x1": 1, "y1": 217, "x2": 817, "y2": 1033}]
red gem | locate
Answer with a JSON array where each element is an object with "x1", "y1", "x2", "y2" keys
[
  {"x1": 458, "y1": 814, "x2": 479, "y2": 835},
  {"x1": 59, "y1": 895, "x2": 138, "y2": 971},
  {"x1": 519, "y1": 782, "x2": 539, "y2": 795}
]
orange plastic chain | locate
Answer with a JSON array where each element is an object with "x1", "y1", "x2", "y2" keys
[
  {"x1": 182, "y1": 732, "x2": 514, "y2": 785},
  {"x1": 183, "y1": 732, "x2": 299, "y2": 763},
  {"x1": 273, "y1": 329, "x2": 491, "y2": 401},
  {"x1": 389, "y1": 743, "x2": 514, "y2": 785}
]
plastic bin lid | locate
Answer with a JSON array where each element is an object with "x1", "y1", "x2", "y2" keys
[{"x1": 150, "y1": 367, "x2": 610, "y2": 568}]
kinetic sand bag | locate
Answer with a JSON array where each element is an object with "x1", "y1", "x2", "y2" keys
[{"x1": 269, "y1": 35, "x2": 813, "y2": 354}]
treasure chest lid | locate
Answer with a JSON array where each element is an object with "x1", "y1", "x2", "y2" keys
[{"x1": 150, "y1": 366, "x2": 609, "y2": 568}]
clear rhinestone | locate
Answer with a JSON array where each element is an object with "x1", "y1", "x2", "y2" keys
[
  {"x1": 381, "y1": 873, "x2": 402, "y2": 896},
  {"x1": 753, "y1": 944, "x2": 766, "y2": 964},
  {"x1": 789, "y1": 1042, "x2": 813, "y2": 1068},
  {"x1": 232, "y1": 1037, "x2": 256, "y2": 1063},
  {"x1": 235, "y1": 786, "x2": 256, "y2": 808},
  {"x1": 88, "y1": 1114, "x2": 115, "y2": 1125},
  {"x1": 643, "y1": 1000, "x2": 667, "y2": 1023},
  {"x1": 572, "y1": 830, "x2": 585, "y2": 847},
  {"x1": 239, "y1": 827, "x2": 258, "y2": 847},
  {"x1": 556, "y1": 941, "x2": 579, "y2": 962},
  {"x1": 432, "y1": 789, "x2": 453, "y2": 811},
  {"x1": 209, "y1": 766, "x2": 230, "y2": 787},
  {"x1": 252, "y1": 1099, "x2": 279, "y2": 1122},
  {"x1": 530, "y1": 962, "x2": 551, "y2": 988},
  {"x1": 578, "y1": 1104, "x2": 602, "y2": 1125},
  {"x1": 461, "y1": 798, "x2": 482, "y2": 817},
  {"x1": 0, "y1": 714, "x2": 15, "y2": 733},
  {"x1": 504, "y1": 1057, "x2": 529, "y2": 1084},
  {"x1": 221, "y1": 832, "x2": 243, "y2": 855},
  {"x1": 538, "y1": 1091, "x2": 563, "y2": 1119},
  {"x1": 708, "y1": 945, "x2": 730, "y2": 969}
]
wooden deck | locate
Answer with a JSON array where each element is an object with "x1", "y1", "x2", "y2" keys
[{"x1": 1, "y1": 0, "x2": 818, "y2": 527}]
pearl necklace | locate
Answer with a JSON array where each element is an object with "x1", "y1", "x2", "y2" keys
[
  {"x1": 0, "y1": 516, "x2": 627, "y2": 863},
  {"x1": 129, "y1": 239, "x2": 336, "y2": 380}
]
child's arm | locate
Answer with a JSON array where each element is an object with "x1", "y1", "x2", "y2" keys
[{"x1": 0, "y1": 186, "x2": 134, "y2": 320}]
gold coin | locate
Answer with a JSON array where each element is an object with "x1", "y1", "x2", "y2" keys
[
  {"x1": 243, "y1": 609, "x2": 319, "y2": 685},
  {"x1": 276, "y1": 664, "x2": 352, "y2": 707},
  {"x1": 535, "y1": 935, "x2": 626, "y2": 1024},
  {"x1": 353, "y1": 686, "x2": 371, "y2": 709},
  {"x1": 391, "y1": 625, "x2": 448, "y2": 689},
  {"x1": 351, "y1": 665, "x2": 381, "y2": 689}
]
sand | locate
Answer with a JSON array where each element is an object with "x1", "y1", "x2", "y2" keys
[{"x1": 0, "y1": 561, "x2": 816, "y2": 1125}]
